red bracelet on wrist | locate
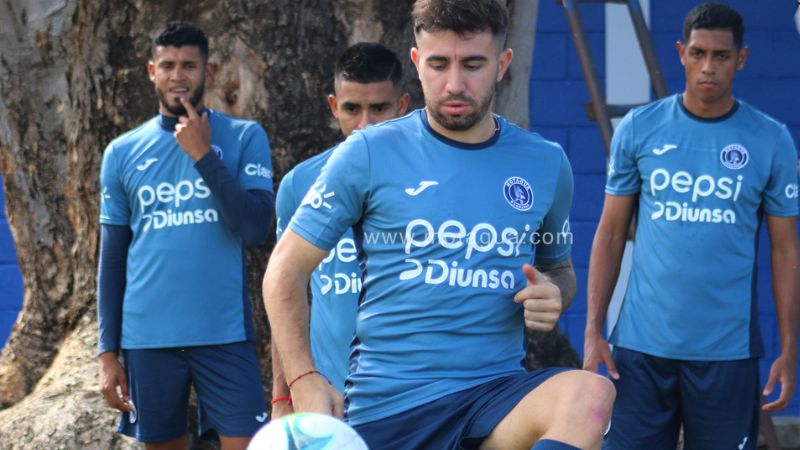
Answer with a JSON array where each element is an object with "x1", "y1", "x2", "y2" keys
[
  {"x1": 287, "y1": 369, "x2": 331, "y2": 390},
  {"x1": 270, "y1": 395, "x2": 292, "y2": 405}
]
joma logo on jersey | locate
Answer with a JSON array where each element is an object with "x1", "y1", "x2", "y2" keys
[{"x1": 244, "y1": 163, "x2": 271, "y2": 179}]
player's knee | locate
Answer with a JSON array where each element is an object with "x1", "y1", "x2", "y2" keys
[
  {"x1": 567, "y1": 371, "x2": 615, "y2": 432},
  {"x1": 546, "y1": 371, "x2": 615, "y2": 435}
]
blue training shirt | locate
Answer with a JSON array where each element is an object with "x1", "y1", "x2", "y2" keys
[
  {"x1": 99, "y1": 110, "x2": 274, "y2": 349},
  {"x1": 289, "y1": 109, "x2": 573, "y2": 425},
  {"x1": 276, "y1": 146, "x2": 360, "y2": 392},
  {"x1": 607, "y1": 94, "x2": 799, "y2": 360}
]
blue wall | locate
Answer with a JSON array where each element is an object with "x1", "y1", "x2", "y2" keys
[
  {"x1": 0, "y1": 176, "x2": 23, "y2": 346},
  {"x1": 531, "y1": 0, "x2": 800, "y2": 415}
]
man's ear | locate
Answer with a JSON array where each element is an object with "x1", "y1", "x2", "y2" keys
[
  {"x1": 327, "y1": 94, "x2": 339, "y2": 119},
  {"x1": 147, "y1": 60, "x2": 156, "y2": 82},
  {"x1": 675, "y1": 41, "x2": 687, "y2": 66},
  {"x1": 205, "y1": 61, "x2": 217, "y2": 83},
  {"x1": 496, "y1": 48, "x2": 514, "y2": 82},
  {"x1": 398, "y1": 93, "x2": 411, "y2": 116},
  {"x1": 736, "y1": 46, "x2": 749, "y2": 71},
  {"x1": 410, "y1": 47, "x2": 421, "y2": 70}
]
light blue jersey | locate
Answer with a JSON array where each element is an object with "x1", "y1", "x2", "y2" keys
[
  {"x1": 276, "y1": 146, "x2": 360, "y2": 392},
  {"x1": 607, "y1": 94, "x2": 798, "y2": 360},
  {"x1": 100, "y1": 110, "x2": 274, "y2": 349},
  {"x1": 289, "y1": 109, "x2": 573, "y2": 425}
]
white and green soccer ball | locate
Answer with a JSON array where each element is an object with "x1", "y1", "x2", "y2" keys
[{"x1": 248, "y1": 412, "x2": 369, "y2": 450}]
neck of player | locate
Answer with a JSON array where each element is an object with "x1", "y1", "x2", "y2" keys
[
  {"x1": 682, "y1": 90, "x2": 735, "y2": 119},
  {"x1": 426, "y1": 107, "x2": 497, "y2": 144}
]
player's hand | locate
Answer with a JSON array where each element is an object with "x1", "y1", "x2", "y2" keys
[
  {"x1": 174, "y1": 97, "x2": 211, "y2": 161},
  {"x1": 583, "y1": 330, "x2": 619, "y2": 380},
  {"x1": 514, "y1": 264, "x2": 562, "y2": 332},
  {"x1": 289, "y1": 372, "x2": 344, "y2": 418},
  {"x1": 271, "y1": 397, "x2": 295, "y2": 419},
  {"x1": 762, "y1": 350, "x2": 797, "y2": 411},
  {"x1": 98, "y1": 352, "x2": 132, "y2": 412}
]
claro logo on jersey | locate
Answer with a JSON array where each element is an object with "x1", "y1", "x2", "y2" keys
[
  {"x1": 397, "y1": 219, "x2": 556, "y2": 291},
  {"x1": 786, "y1": 183, "x2": 799, "y2": 200},
  {"x1": 244, "y1": 163, "x2": 272, "y2": 179},
  {"x1": 137, "y1": 178, "x2": 219, "y2": 231},
  {"x1": 649, "y1": 168, "x2": 742, "y2": 224},
  {"x1": 318, "y1": 238, "x2": 362, "y2": 296}
]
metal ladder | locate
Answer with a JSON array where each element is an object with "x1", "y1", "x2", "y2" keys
[
  {"x1": 558, "y1": 1, "x2": 783, "y2": 449},
  {"x1": 559, "y1": 0, "x2": 666, "y2": 153}
]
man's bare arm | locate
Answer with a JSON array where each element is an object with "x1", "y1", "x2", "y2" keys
[
  {"x1": 763, "y1": 215, "x2": 799, "y2": 411},
  {"x1": 583, "y1": 194, "x2": 637, "y2": 378},
  {"x1": 263, "y1": 229, "x2": 343, "y2": 416}
]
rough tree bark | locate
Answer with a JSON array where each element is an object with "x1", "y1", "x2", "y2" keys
[{"x1": 0, "y1": 1, "x2": 572, "y2": 447}]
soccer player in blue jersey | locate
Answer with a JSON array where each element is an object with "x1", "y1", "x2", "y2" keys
[
  {"x1": 270, "y1": 42, "x2": 410, "y2": 418},
  {"x1": 97, "y1": 22, "x2": 273, "y2": 450},
  {"x1": 584, "y1": 4, "x2": 799, "y2": 449},
  {"x1": 263, "y1": 1, "x2": 615, "y2": 449}
]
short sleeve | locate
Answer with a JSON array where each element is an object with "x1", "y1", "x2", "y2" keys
[
  {"x1": 605, "y1": 112, "x2": 641, "y2": 196},
  {"x1": 288, "y1": 133, "x2": 370, "y2": 251},
  {"x1": 99, "y1": 143, "x2": 131, "y2": 225},
  {"x1": 535, "y1": 150, "x2": 573, "y2": 265},
  {"x1": 238, "y1": 124, "x2": 274, "y2": 192},
  {"x1": 763, "y1": 126, "x2": 799, "y2": 217},
  {"x1": 275, "y1": 169, "x2": 298, "y2": 241}
]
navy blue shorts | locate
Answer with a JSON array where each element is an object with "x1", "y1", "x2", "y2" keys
[
  {"x1": 352, "y1": 368, "x2": 572, "y2": 450},
  {"x1": 118, "y1": 341, "x2": 268, "y2": 443},
  {"x1": 605, "y1": 347, "x2": 759, "y2": 450}
]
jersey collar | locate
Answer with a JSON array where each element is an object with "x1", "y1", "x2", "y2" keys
[{"x1": 421, "y1": 109, "x2": 502, "y2": 150}]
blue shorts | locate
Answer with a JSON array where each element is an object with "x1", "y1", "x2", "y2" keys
[
  {"x1": 352, "y1": 368, "x2": 572, "y2": 450},
  {"x1": 118, "y1": 341, "x2": 268, "y2": 443},
  {"x1": 605, "y1": 347, "x2": 759, "y2": 450}
]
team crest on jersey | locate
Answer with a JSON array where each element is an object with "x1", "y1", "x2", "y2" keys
[
  {"x1": 720, "y1": 144, "x2": 748, "y2": 170},
  {"x1": 211, "y1": 144, "x2": 223, "y2": 160},
  {"x1": 503, "y1": 177, "x2": 534, "y2": 211}
]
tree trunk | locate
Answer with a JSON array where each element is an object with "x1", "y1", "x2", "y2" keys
[{"x1": 0, "y1": 1, "x2": 569, "y2": 447}]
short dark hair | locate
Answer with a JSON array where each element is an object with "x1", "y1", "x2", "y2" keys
[
  {"x1": 412, "y1": 0, "x2": 508, "y2": 40},
  {"x1": 334, "y1": 42, "x2": 403, "y2": 86},
  {"x1": 153, "y1": 21, "x2": 209, "y2": 61},
  {"x1": 683, "y1": 3, "x2": 744, "y2": 50}
]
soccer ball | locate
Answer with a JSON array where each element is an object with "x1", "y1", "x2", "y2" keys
[{"x1": 248, "y1": 412, "x2": 369, "y2": 450}]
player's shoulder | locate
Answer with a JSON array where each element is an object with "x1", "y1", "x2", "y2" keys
[
  {"x1": 107, "y1": 116, "x2": 161, "y2": 153},
  {"x1": 291, "y1": 145, "x2": 338, "y2": 179},
  {"x1": 357, "y1": 109, "x2": 424, "y2": 142},
  {"x1": 733, "y1": 99, "x2": 787, "y2": 133},
  {"x1": 207, "y1": 109, "x2": 266, "y2": 136},
  {"x1": 626, "y1": 94, "x2": 678, "y2": 123},
  {"x1": 499, "y1": 115, "x2": 567, "y2": 162}
]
